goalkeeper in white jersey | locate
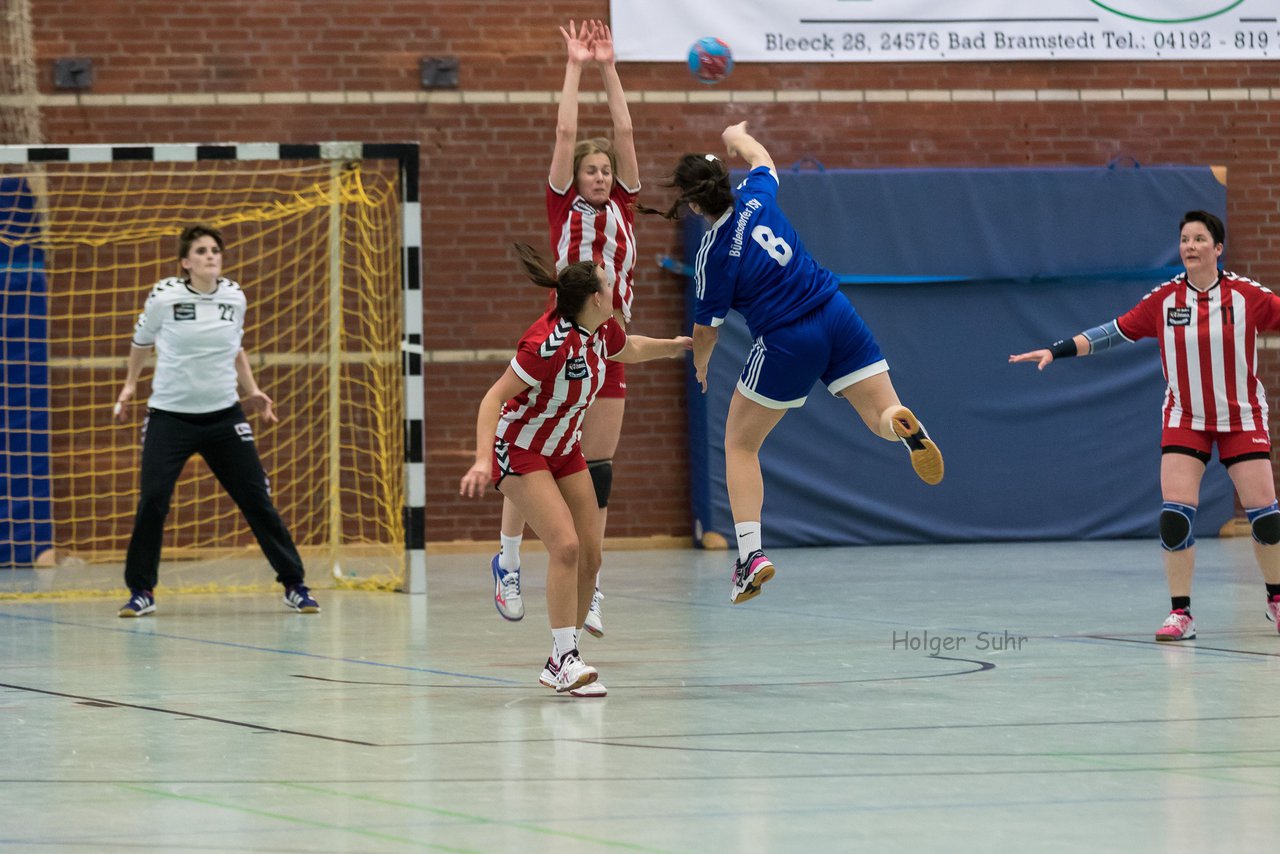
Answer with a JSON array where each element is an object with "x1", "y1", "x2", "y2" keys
[{"x1": 112, "y1": 225, "x2": 319, "y2": 617}]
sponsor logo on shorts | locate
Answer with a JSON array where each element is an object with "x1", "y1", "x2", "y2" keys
[
  {"x1": 1166, "y1": 307, "x2": 1192, "y2": 326},
  {"x1": 234, "y1": 421, "x2": 254, "y2": 442},
  {"x1": 1253, "y1": 437, "x2": 1270, "y2": 445}
]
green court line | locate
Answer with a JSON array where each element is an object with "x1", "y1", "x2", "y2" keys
[
  {"x1": 282, "y1": 782, "x2": 682, "y2": 853},
  {"x1": 1052, "y1": 748, "x2": 1280, "y2": 793},
  {"x1": 120, "y1": 784, "x2": 480, "y2": 852}
]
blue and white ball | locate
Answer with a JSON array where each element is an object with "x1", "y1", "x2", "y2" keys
[{"x1": 687, "y1": 37, "x2": 733, "y2": 85}]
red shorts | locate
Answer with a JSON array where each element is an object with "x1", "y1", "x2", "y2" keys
[
  {"x1": 1161, "y1": 425, "x2": 1271, "y2": 463},
  {"x1": 492, "y1": 439, "x2": 587, "y2": 489},
  {"x1": 598, "y1": 358, "x2": 627, "y2": 399}
]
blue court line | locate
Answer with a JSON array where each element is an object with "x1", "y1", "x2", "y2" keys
[{"x1": 0, "y1": 611, "x2": 520, "y2": 684}]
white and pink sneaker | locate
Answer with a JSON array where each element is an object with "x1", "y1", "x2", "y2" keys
[
  {"x1": 1155, "y1": 609, "x2": 1196, "y2": 642},
  {"x1": 730, "y1": 550, "x2": 775, "y2": 604},
  {"x1": 538, "y1": 649, "x2": 598, "y2": 693}
]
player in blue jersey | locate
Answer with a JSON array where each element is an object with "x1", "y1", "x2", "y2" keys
[{"x1": 643, "y1": 121, "x2": 943, "y2": 604}]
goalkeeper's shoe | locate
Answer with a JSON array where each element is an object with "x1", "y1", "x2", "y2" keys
[
  {"x1": 284, "y1": 584, "x2": 320, "y2": 613},
  {"x1": 889, "y1": 407, "x2": 944, "y2": 485},
  {"x1": 118, "y1": 588, "x2": 155, "y2": 618}
]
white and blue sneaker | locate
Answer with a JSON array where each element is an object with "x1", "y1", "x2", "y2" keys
[
  {"x1": 492, "y1": 554, "x2": 524, "y2": 621},
  {"x1": 283, "y1": 584, "x2": 320, "y2": 613},
  {"x1": 118, "y1": 588, "x2": 155, "y2": 618}
]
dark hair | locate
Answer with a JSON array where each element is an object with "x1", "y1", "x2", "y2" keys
[
  {"x1": 1180, "y1": 210, "x2": 1225, "y2": 246},
  {"x1": 513, "y1": 243, "x2": 600, "y2": 321},
  {"x1": 178, "y1": 224, "x2": 224, "y2": 263},
  {"x1": 637, "y1": 153, "x2": 735, "y2": 221}
]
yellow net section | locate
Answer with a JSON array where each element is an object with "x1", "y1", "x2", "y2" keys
[{"x1": 0, "y1": 158, "x2": 404, "y2": 597}]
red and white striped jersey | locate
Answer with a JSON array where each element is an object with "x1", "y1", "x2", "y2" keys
[
  {"x1": 546, "y1": 180, "x2": 639, "y2": 323},
  {"x1": 497, "y1": 310, "x2": 628, "y2": 456},
  {"x1": 1117, "y1": 271, "x2": 1280, "y2": 432}
]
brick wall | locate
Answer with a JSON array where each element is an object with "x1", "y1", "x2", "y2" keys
[{"x1": 28, "y1": 0, "x2": 1280, "y2": 545}]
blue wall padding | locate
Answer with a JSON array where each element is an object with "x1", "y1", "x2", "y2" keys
[{"x1": 1, "y1": 176, "x2": 53, "y2": 565}]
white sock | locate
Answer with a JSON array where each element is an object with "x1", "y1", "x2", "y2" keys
[
  {"x1": 499, "y1": 533, "x2": 522, "y2": 572},
  {"x1": 735, "y1": 521, "x2": 762, "y2": 562},
  {"x1": 551, "y1": 626, "x2": 577, "y2": 661}
]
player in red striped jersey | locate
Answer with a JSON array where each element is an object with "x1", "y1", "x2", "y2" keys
[
  {"x1": 492, "y1": 20, "x2": 641, "y2": 639},
  {"x1": 1012, "y1": 211, "x2": 1280, "y2": 641},
  {"x1": 460, "y1": 245, "x2": 690, "y2": 696}
]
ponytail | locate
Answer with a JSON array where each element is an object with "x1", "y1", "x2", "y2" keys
[
  {"x1": 637, "y1": 154, "x2": 734, "y2": 221},
  {"x1": 512, "y1": 243, "x2": 600, "y2": 322}
]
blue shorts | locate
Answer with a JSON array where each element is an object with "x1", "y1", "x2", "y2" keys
[{"x1": 737, "y1": 293, "x2": 888, "y2": 409}]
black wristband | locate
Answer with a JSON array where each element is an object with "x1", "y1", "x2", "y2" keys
[{"x1": 1048, "y1": 338, "x2": 1078, "y2": 359}]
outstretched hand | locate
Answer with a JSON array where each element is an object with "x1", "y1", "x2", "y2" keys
[
  {"x1": 241, "y1": 389, "x2": 279, "y2": 423},
  {"x1": 1008, "y1": 349, "x2": 1054, "y2": 371},
  {"x1": 560, "y1": 19, "x2": 595, "y2": 65},
  {"x1": 590, "y1": 20, "x2": 615, "y2": 64}
]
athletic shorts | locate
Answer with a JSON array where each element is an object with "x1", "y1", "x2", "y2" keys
[
  {"x1": 597, "y1": 359, "x2": 626, "y2": 399},
  {"x1": 492, "y1": 438, "x2": 587, "y2": 489},
  {"x1": 736, "y1": 292, "x2": 887, "y2": 410},
  {"x1": 1161, "y1": 425, "x2": 1272, "y2": 466}
]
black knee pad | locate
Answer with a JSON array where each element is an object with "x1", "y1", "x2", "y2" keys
[
  {"x1": 587, "y1": 459, "x2": 613, "y2": 509},
  {"x1": 1159, "y1": 502, "x2": 1196, "y2": 552},
  {"x1": 1248, "y1": 503, "x2": 1280, "y2": 545}
]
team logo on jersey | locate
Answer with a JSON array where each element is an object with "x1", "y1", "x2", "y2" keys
[
  {"x1": 173, "y1": 303, "x2": 197, "y2": 321},
  {"x1": 235, "y1": 421, "x2": 254, "y2": 442},
  {"x1": 564, "y1": 356, "x2": 590, "y2": 380},
  {"x1": 1166, "y1": 307, "x2": 1192, "y2": 326}
]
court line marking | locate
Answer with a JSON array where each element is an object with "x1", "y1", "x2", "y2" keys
[
  {"x1": 0, "y1": 680, "x2": 380, "y2": 746},
  {"x1": 0, "y1": 611, "x2": 520, "y2": 683},
  {"x1": 119, "y1": 783, "x2": 480, "y2": 853},
  {"x1": 282, "y1": 782, "x2": 680, "y2": 853},
  {"x1": 292, "y1": 654, "x2": 994, "y2": 690}
]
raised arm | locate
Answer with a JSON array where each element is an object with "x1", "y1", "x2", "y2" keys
[
  {"x1": 548, "y1": 20, "x2": 594, "y2": 192},
  {"x1": 721, "y1": 121, "x2": 775, "y2": 173},
  {"x1": 590, "y1": 21, "x2": 639, "y2": 190}
]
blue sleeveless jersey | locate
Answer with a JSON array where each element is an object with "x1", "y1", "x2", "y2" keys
[{"x1": 692, "y1": 166, "x2": 840, "y2": 337}]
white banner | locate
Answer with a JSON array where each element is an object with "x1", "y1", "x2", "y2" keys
[{"x1": 611, "y1": 1, "x2": 1280, "y2": 62}]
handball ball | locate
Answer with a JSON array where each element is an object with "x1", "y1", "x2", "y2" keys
[{"x1": 688, "y1": 37, "x2": 733, "y2": 84}]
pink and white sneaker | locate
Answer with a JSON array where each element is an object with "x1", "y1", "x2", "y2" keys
[
  {"x1": 1155, "y1": 609, "x2": 1196, "y2": 642},
  {"x1": 730, "y1": 550, "x2": 775, "y2": 604},
  {"x1": 1266, "y1": 595, "x2": 1280, "y2": 633},
  {"x1": 538, "y1": 649, "x2": 598, "y2": 693}
]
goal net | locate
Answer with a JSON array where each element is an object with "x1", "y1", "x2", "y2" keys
[{"x1": 0, "y1": 143, "x2": 424, "y2": 597}]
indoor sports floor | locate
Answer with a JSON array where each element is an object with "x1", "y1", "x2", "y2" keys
[{"x1": 2, "y1": 538, "x2": 1278, "y2": 852}]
